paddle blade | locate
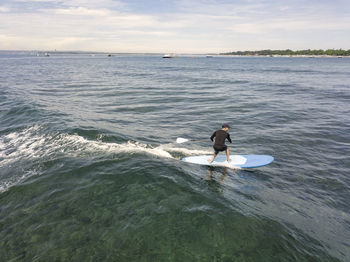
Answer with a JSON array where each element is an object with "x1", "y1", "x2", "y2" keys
[{"x1": 176, "y1": 138, "x2": 189, "y2": 144}]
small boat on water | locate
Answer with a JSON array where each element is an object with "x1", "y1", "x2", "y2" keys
[{"x1": 162, "y1": 54, "x2": 173, "y2": 58}]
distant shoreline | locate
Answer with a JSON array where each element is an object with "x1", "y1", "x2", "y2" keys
[
  {"x1": 216, "y1": 54, "x2": 349, "y2": 58},
  {"x1": 220, "y1": 49, "x2": 350, "y2": 57}
]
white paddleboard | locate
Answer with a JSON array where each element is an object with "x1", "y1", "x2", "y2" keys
[{"x1": 182, "y1": 155, "x2": 274, "y2": 169}]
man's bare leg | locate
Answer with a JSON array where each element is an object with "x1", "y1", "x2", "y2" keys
[
  {"x1": 226, "y1": 148, "x2": 231, "y2": 162},
  {"x1": 209, "y1": 152, "x2": 217, "y2": 163}
]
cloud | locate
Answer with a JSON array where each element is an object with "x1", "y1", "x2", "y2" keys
[
  {"x1": 14, "y1": 0, "x2": 126, "y2": 10},
  {"x1": 54, "y1": 7, "x2": 111, "y2": 16},
  {"x1": 0, "y1": 0, "x2": 349, "y2": 52},
  {"x1": 0, "y1": 34, "x2": 20, "y2": 49},
  {"x1": 0, "y1": 6, "x2": 10, "y2": 12}
]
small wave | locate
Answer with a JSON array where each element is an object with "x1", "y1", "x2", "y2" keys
[
  {"x1": 0, "y1": 127, "x2": 211, "y2": 167},
  {"x1": 0, "y1": 125, "x2": 48, "y2": 167},
  {"x1": 0, "y1": 126, "x2": 211, "y2": 192},
  {"x1": 0, "y1": 127, "x2": 175, "y2": 168}
]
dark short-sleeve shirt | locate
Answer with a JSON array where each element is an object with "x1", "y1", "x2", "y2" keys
[{"x1": 210, "y1": 130, "x2": 232, "y2": 147}]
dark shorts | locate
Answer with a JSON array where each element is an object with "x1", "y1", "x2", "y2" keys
[{"x1": 213, "y1": 145, "x2": 227, "y2": 154}]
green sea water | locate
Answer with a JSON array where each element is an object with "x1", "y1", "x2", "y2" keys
[{"x1": 1, "y1": 52, "x2": 349, "y2": 261}]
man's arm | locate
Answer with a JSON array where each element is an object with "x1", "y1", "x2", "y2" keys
[
  {"x1": 210, "y1": 131, "x2": 216, "y2": 142},
  {"x1": 227, "y1": 133, "x2": 232, "y2": 143}
]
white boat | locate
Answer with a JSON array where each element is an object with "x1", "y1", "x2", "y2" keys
[{"x1": 162, "y1": 54, "x2": 173, "y2": 58}]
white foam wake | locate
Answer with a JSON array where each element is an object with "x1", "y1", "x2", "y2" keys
[
  {"x1": 58, "y1": 134, "x2": 174, "y2": 159},
  {"x1": 0, "y1": 125, "x2": 51, "y2": 168},
  {"x1": 0, "y1": 127, "x2": 212, "y2": 169},
  {"x1": 159, "y1": 146, "x2": 211, "y2": 156},
  {"x1": 0, "y1": 126, "x2": 211, "y2": 192}
]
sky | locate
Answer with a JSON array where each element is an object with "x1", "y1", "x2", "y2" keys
[{"x1": 0, "y1": 0, "x2": 349, "y2": 53}]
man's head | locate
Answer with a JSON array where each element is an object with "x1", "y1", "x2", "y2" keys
[{"x1": 222, "y1": 123, "x2": 230, "y2": 131}]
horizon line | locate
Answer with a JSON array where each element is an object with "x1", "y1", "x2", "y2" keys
[{"x1": 1, "y1": 48, "x2": 350, "y2": 55}]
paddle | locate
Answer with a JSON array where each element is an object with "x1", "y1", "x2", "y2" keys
[
  {"x1": 175, "y1": 137, "x2": 209, "y2": 144},
  {"x1": 176, "y1": 137, "x2": 189, "y2": 143}
]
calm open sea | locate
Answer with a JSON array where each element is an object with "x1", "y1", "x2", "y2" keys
[{"x1": 0, "y1": 51, "x2": 349, "y2": 261}]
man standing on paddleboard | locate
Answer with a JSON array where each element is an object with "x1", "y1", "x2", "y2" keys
[{"x1": 209, "y1": 124, "x2": 232, "y2": 163}]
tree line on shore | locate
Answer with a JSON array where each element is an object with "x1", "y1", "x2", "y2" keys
[{"x1": 221, "y1": 49, "x2": 350, "y2": 56}]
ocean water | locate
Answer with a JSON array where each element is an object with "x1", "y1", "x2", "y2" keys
[{"x1": 0, "y1": 51, "x2": 349, "y2": 261}]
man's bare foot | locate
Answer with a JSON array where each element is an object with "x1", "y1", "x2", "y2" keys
[{"x1": 208, "y1": 158, "x2": 213, "y2": 163}]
